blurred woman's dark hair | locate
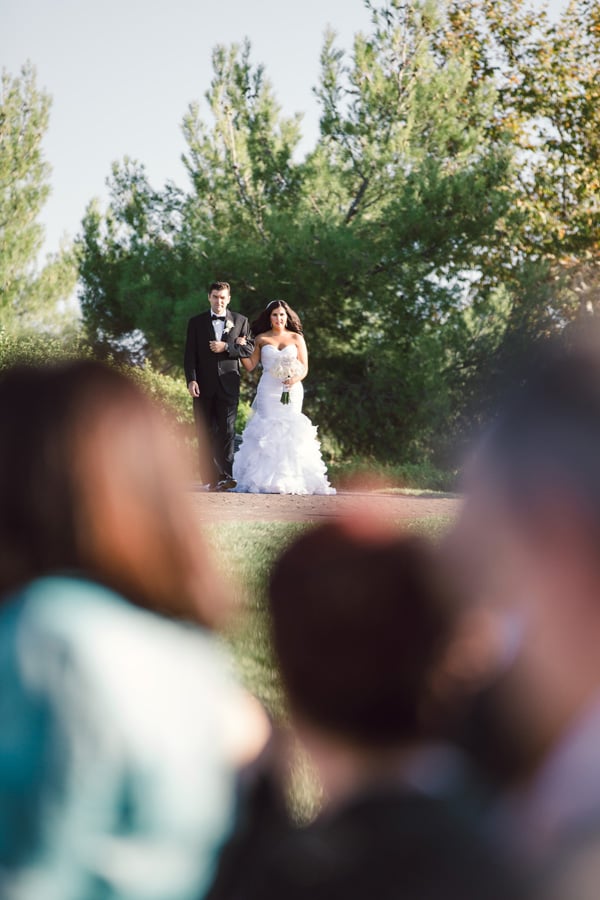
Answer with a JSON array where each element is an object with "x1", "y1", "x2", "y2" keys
[
  {"x1": 0, "y1": 360, "x2": 226, "y2": 626},
  {"x1": 269, "y1": 520, "x2": 458, "y2": 748},
  {"x1": 251, "y1": 301, "x2": 303, "y2": 337}
]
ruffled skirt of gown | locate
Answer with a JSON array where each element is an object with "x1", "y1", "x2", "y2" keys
[{"x1": 233, "y1": 370, "x2": 336, "y2": 495}]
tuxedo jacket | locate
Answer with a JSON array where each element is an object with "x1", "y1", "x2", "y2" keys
[
  {"x1": 207, "y1": 770, "x2": 524, "y2": 900},
  {"x1": 184, "y1": 310, "x2": 254, "y2": 398}
]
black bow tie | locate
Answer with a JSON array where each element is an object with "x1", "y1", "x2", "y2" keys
[{"x1": 212, "y1": 315, "x2": 226, "y2": 321}]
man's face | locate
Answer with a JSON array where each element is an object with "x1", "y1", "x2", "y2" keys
[
  {"x1": 453, "y1": 484, "x2": 532, "y2": 618},
  {"x1": 209, "y1": 289, "x2": 230, "y2": 316},
  {"x1": 454, "y1": 474, "x2": 595, "y2": 676},
  {"x1": 453, "y1": 470, "x2": 600, "y2": 786}
]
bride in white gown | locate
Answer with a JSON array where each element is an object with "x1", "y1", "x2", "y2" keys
[{"x1": 232, "y1": 300, "x2": 335, "y2": 495}]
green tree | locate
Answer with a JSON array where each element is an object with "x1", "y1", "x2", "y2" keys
[
  {"x1": 440, "y1": 0, "x2": 600, "y2": 313},
  {"x1": 79, "y1": 1, "x2": 515, "y2": 461},
  {"x1": 424, "y1": 0, "x2": 600, "y2": 438},
  {"x1": 79, "y1": 40, "x2": 305, "y2": 367},
  {"x1": 78, "y1": 160, "x2": 188, "y2": 364},
  {"x1": 0, "y1": 63, "x2": 77, "y2": 331}
]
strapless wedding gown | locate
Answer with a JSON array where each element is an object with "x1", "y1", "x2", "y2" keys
[{"x1": 233, "y1": 344, "x2": 336, "y2": 495}]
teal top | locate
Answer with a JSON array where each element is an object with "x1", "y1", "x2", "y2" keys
[{"x1": 0, "y1": 576, "x2": 242, "y2": 900}]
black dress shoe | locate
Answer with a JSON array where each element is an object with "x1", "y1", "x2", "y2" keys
[{"x1": 215, "y1": 477, "x2": 237, "y2": 492}]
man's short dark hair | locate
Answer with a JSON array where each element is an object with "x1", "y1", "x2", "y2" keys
[
  {"x1": 208, "y1": 281, "x2": 230, "y2": 295},
  {"x1": 269, "y1": 522, "x2": 456, "y2": 747}
]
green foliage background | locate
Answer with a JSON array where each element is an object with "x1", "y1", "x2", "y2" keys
[
  {"x1": 5, "y1": 0, "x2": 600, "y2": 468},
  {"x1": 0, "y1": 64, "x2": 77, "y2": 331}
]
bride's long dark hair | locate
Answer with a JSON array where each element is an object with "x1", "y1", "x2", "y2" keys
[{"x1": 251, "y1": 300, "x2": 303, "y2": 337}]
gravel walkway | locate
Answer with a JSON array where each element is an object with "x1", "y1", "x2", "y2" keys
[{"x1": 189, "y1": 488, "x2": 461, "y2": 523}]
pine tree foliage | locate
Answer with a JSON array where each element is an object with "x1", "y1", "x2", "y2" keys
[
  {"x1": 77, "y1": 0, "x2": 600, "y2": 461},
  {"x1": 0, "y1": 63, "x2": 77, "y2": 330}
]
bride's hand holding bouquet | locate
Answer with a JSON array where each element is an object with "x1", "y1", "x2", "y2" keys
[{"x1": 270, "y1": 358, "x2": 305, "y2": 405}]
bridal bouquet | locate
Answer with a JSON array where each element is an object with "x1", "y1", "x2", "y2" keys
[{"x1": 270, "y1": 358, "x2": 304, "y2": 404}]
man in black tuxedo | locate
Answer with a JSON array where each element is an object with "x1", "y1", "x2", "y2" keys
[{"x1": 184, "y1": 281, "x2": 254, "y2": 490}]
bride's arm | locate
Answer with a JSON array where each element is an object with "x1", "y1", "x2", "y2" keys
[
  {"x1": 297, "y1": 336, "x2": 308, "y2": 379},
  {"x1": 239, "y1": 337, "x2": 262, "y2": 372},
  {"x1": 286, "y1": 336, "x2": 308, "y2": 385}
]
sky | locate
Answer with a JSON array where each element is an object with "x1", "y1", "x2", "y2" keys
[{"x1": 2, "y1": 0, "x2": 566, "y2": 262}]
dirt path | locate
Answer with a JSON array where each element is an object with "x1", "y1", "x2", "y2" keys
[{"x1": 189, "y1": 488, "x2": 461, "y2": 523}]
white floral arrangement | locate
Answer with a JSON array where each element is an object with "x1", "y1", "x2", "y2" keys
[{"x1": 270, "y1": 358, "x2": 304, "y2": 405}]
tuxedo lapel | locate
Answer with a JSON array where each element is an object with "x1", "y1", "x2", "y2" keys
[
  {"x1": 224, "y1": 310, "x2": 235, "y2": 337},
  {"x1": 200, "y1": 311, "x2": 214, "y2": 342}
]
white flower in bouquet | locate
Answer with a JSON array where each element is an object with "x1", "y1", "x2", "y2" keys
[{"x1": 270, "y1": 358, "x2": 304, "y2": 405}]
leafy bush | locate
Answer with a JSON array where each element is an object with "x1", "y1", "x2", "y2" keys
[
  {"x1": 0, "y1": 329, "x2": 254, "y2": 442},
  {"x1": 0, "y1": 328, "x2": 89, "y2": 367},
  {"x1": 126, "y1": 364, "x2": 253, "y2": 435},
  {"x1": 328, "y1": 457, "x2": 457, "y2": 492},
  {"x1": 124, "y1": 362, "x2": 194, "y2": 426},
  {"x1": 236, "y1": 399, "x2": 251, "y2": 432}
]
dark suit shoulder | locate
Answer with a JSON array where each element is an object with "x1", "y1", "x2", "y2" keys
[{"x1": 258, "y1": 791, "x2": 521, "y2": 900}]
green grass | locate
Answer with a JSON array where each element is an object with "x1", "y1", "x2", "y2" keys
[
  {"x1": 207, "y1": 522, "x2": 307, "y2": 717},
  {"x1": 207, "y1": 517, "x2": 453, "y2": 720},
  {"x1": 328, "y1": 458, "x2": 457, "y2": 492}
]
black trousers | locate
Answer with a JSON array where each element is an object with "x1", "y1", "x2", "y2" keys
[{"x1": 194, "y1": 385, "x2": 238, "y2": 484}]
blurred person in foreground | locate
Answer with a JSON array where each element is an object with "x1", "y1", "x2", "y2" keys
[
  {"x1": 451, "y1": 335, "x2": 600, "y2": 898},
  {"x1": 207, "y1": 518, "x2": 522, "y2": 900},
  {"x1": 0, "y1": 360, "x2": 268, "y2": 900}
]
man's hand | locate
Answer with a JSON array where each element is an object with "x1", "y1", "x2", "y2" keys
[
  {"x1": 188, "y1": 381, "x2": 200, "y2": 398},
  {"x1": 209, "y1": 340, "x2": 228, "y2": 354}
]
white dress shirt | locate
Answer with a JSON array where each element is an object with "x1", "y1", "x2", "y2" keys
[{"x1": 212, "y1": 315, "x2": 225, "y2": 342}]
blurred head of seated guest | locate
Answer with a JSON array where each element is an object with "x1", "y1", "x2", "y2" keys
[
  {"x1": 213, "y1": 517, "x2": 522, "y2": 900},
  {"x1": 270, "y1": 519, "x2": 458, "y2": 794},
  {"x1": 451, "y1": 329, "x2": 600, "y2": 894},
  {"x1": 0, "y1": 360, "x2": 268, "y2": 900},
  {"x1": 0, "y1": 359, "x2": 220, "y2": 622}
]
